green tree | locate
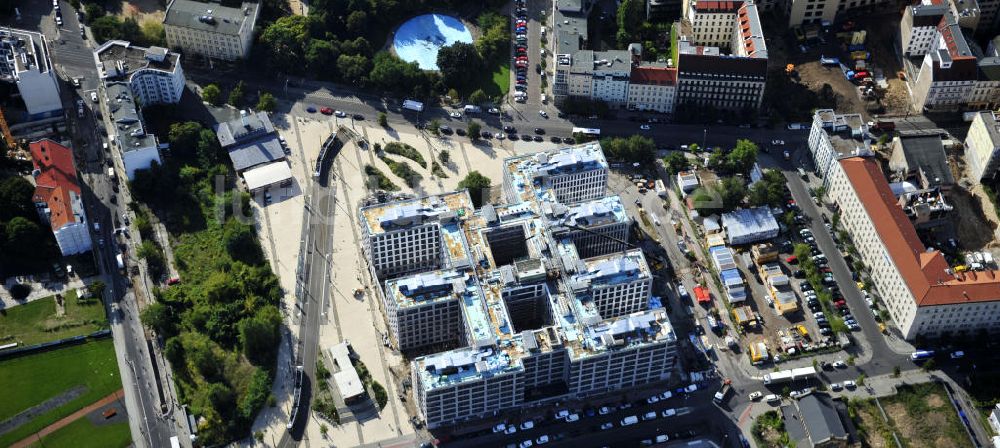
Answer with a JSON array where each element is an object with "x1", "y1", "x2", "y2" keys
[
  {"x1": 259, "y1": 15, "x2": 316, "y2": 73},
  {"x1": 223, "y1": 219, "x2": 263, "y2": 265},
  {"x1": 893, "y1": 365, "x2": 901, "y2": 377},
  {"x1": 447, "y1": 88, "x2": 460, "y2": 102},
  {"x1": 663, "y1": 152, "x2": 689, "y2": 174},
  {"x1": 305, "y1": 39, "x2": 340, "y2": 76},
  {"x1": 378, "y1": 112, "x2": 388, "y2": 127},
  {"x1": 140, "y1": 21, "x2": 166, "y2": 47},
  {"x1": 467, "y1": 121, "x2": 482, "y2": 140},
  {"x1": 616, "y1": 0, "x2": 646, "y2": 46},
  {"x1": 748, "y1": 169, "x2": 787, "y2": 207},
  {"x1": 320, "y1": 424, "x2": 328, "y2": 437},
  {"x1": 428, "y1": 119, "x2": 441, "y2": 136},
  {"x1": 727, "y1": 139, "x2": 759, "y2": 174},
  {"x1": 469, "y1": 89, "x2": 488, "y2": 106},
  {"x1": 87, "y1": 280, "x2": 107, "y2": 299},
  {"x1": 196, "y1": 129, "x2": 222, "y2": 165},
  {"x1": 228, "y1": 81, "x2": 246, "y2": 107},
  {"x1": 164, "y1": 336, "x2": 185, "y2": 367},
  {"x1": 458, "y1": 171, "x2": 492, "y2": 207},
  {"x1": 345, "y1": 10, "x2": 368, "y2": 34},
  {"x1": 256, "y1": 92, "x2": 277, "y2": 112},
  {"x1": 0, "y1": 176, "x2": 37, "y2": 221},
  {"x1": 439, "y1": 150, "x2": 450, "y2": 164},
  {"x1": 437, "y1": 42, "x2": 483, "y2": 90},
  {"x1": 84, "y1": 3, "x2": 105, "y2": 22},
  {"x1": 89, "y1": 16, "x2": 122, "y2": 44},
  {"x1": 337, "y1": 54, "x2": 371, "y2": 85},
  {"x1": 4, "y1": 217, "x2": 47, "y2": 262},
  {"x1": 239, "y1": 306, "x2": 282, "y2": 366},
  {"x1": 140, "y1": 302, "x2": 174, "y2": 335},
  {"x1": 168, "y1": 121, "x2": 203, "y2": 159},
  {"x1": 368, "y1": 52, "x2": 426, "y2": 95},
  {"x1": 201, "y1": 84, "x2": 222, "y2": 106},
  {"x1": 601, "y1": 135, "x2": 656, "y2": 164}
]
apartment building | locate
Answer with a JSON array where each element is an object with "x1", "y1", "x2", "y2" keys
[
  {"x1": 570, "y1": 250, "x2": 653, "y2": 319},
  {"x1": 626, "y1": 64, "x2": 678, "y2": 114},
  {"x1": 826, "y1": 155, "x2": 1000, "y2": 340},
  {"x1": 546, "y1": 196, "x2": 631, "y2": 258},
  {"x1": 95, "y1": 41, "x2": 185, "y2": 106},
  {"x1": 364, "y1": 142, "x2": 678, "y2": 429},
  {"x1": 676, "y1": 1, "x2": 768, "y2": 112},
  {"x1": 909, "y1": 12, "x2": 1000, "y2": 111},
  {"x1": 901, "y1": 1, "x2": 949, "y2": 57},
  {"x1": 965, "y1": 110, "x2": 1000, "y2": 181},
  {"x1": 806, "y1": 109, "x2": 872, "y2": 181},
  {"x1": 359, "y1": 191, "x2": 474, "y2": 281},
  {"x1": 783, "y1": 0, "x2": 892, "y2": 26},
  {"x1": 0, "y1": 28, "x2": 61, "y2": 119},
  {"x1": 162, "y1": 0, "x2": 260, "y2": 61},
  {"x1": 94, "y1": 41, "x2": 185, "y2": 180},
  {"x1": 383, "y1": 270, "x2": 468, "y2": 353},
  {"x1": 503, "y1": 142, "x2": 609, "y2": 205},
  {"x1": 29, "y1": 139, "x2": 91, "y2": 256}
]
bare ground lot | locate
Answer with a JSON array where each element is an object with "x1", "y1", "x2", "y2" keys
[{"x1": 851, "y1": 382, "x2": 973, "y2": 448}]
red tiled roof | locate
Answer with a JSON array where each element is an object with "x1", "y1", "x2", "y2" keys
[
  {"x1": 29, "y1": 139, "x2": 80, "y2": 231},
  {"x1": 631, "y1": 66, "x2": 678, "y2": 86},
  {"x1": 840, "y1": 157, "x2": 1000, "y2": 306},
  {"x1": 694, "y1": 0, "x2": 741, "y2": 12}
]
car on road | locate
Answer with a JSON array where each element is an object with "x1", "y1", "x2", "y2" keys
[
  {"x1": 519, "y1": 440, "x2": 532, "y2": 448},
  {"x1": 72, "y1": 77, "x2": 81, "y2": 88},
  {"x1": 352, "y1": 114, "x2": 364, "y2": 120},
  {"x1": 830, "y1": 382, "x2": 842, "y2": 391},
  {"x1": 494, "y1": 423, "x2": 507, "y2": 433},
  {"x1": 503, "y1": 125, "x2": 516, "y2": 133},
  {"x1": 533, "y1": 135, "x2": 543, "y2": 142},
  {"x1": 536, "y1": 435, "x2": 549, "y2": 445},
  {"x1": 642, "y1": 411, "x2": 657, "y2": 421},
  {"x1": 534, "y1": 128, "x2": 545, "y2": 134},
  {"x1": 843, "y1": 380, "x2": 857, "y2": 389},
  {"x1": 481, "y1": 131, "x2": 492, "y2": 139},
  {"x1": 555, "y1": 410, "x2": 570, "y2": 419},
  {"x1": 439, "y1": 126, "x2": 452, "y2": 134},
  {"x1": 598, "y1": 406, "x2": 612, "y2": 415},
  {"x1": 660, "y1": 408, "x2": 676, "y2": 417},
  {"x1": 951, "y1": 351, "x2": 965, "y2": 359},
  {"x1": 505, "y1": 426, "x2": 517, "y2": 434},
  {"x1": 91, "y1": 91, "x2": 98, "y2": 102},
  {"x1": 520, "y1": 420, "x2": 534, "y2": 430},
  {"x1": 640, "y1": 124, "x2": 651, "y2": 130},
  {"x1": 455, "y1": 128, "x2": 466, "y2": 136},
  {"x1": 539, "y1": 110, "x2": 548, "y2": 118},
  {"x1": 765, "y1": 394, "x2": 781, "y2": 404},
  {"x1": 833, "y1": 360, "x2": 847, "y2": 368},
  {"x1": 749, "y1": 391, "x2": 763, "y2": 400},
  {"x1": 496, "y1": 133, "x2": 505, "y2": 140},
  {"x1": 771, "y1": 139, "x2": 785, "y2": 145},
  {"x1": 563, "y1": 137, "x2": 575, "y2": 144},
  {"x1": 565, "y1": 414, "x2": 580, "y2": 422},
  {"x1": 646, "y1": 395, "x2": 660, "y2": 404},
  {"x1": 320, "y1": 107, "x2": 333, "y2": 115},
  {"x1": 660, "y1": 390, "x2": 673, "y2": 400},
  {"x1": 550, "y1": 136, "x2": 561, "y2": 143},
  {"x1": 521, "y1": 134, "x2": 532, "y2": 141},
  {"x1": 599, "y1": 422, "x2": 614, "y2": 430}
]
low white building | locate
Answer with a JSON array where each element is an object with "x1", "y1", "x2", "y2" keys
[
  {"x1": 30, "y1": 139, "x2": 91, "y2": 256},
  {"x1": 327, "y1": 342, "x2": 365, "y2": 403},
  {"x1": 0, "y1": 28, "x2": 62, "y2": 119},
  {"x1": 721, "y1": 207, "x2": 779, "y2": 245}
]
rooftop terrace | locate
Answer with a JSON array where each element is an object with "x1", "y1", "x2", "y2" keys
[
  {"x1": 0, "y1": 28, "x2": 50, "y2": 80},
  {"x1": 505, "y1": 143, "x2": 608, "y2": 203},
  {"x1": 95, "y1": 40, "x2": 179, "y2": 80},
  {"x1": 362, "y1": 190, "x2": 473, "y2": 235}
]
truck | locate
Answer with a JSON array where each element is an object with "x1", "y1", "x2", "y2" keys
[
  {"x1": 655, "y1": 179, "x2": 667, "y2": 197},
  {"x1": 714, "y1": 378, "x2": 733, "y2": 404},
  {"x1": 108, "y1": 167, "x2": 116, "y2": 180},
  {"x1": 402, "y1": 100, "x2": 424, "y2": 112},
  {"x1": 170, "y1": 436, "x2": 181, "y2": 448},
  {"x1": 116, "y1": 254, "x2": 125, "y2": 272},
  {"x1": 910, "y1": 350, "x2": 935, "y2": 361},
  {"x1": 762, "y1": 366, "x2": 817, "y2": 385},
  {"x1": 463, "y1": 105, "x2": 482, "y2": 114}
]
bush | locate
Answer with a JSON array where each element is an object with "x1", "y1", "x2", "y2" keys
[
  {"x1": 202, "y1": 84, "x2": 222, "y2": 106},
  {"x1": 382, "y1": 142, "x2": 426, "y2": 168},
  {"x1": 431, "y1": 162, "x2": 447, "y2": 178},
  {"x1": 9, "y1": 283, "x2": 30, "y2": 301},
  {"x1": 458, "y1": 171, "x2": 491, "y2": 207},
  {"x1": 371, "y1": 381, "x2": 388, "y2": 410},
  {"x1": 378, "y1": 112, "x2": 388, "y2": 127},
  {"x1": 378, "y1": 156, "x2": 422, "y2": 188},
  {"x1": 363, "y1": 165, "x2": 400, "y2": 191}
]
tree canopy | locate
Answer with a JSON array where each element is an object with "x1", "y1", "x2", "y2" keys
[
  {"x1": 458, "y1": 171, "x2": 492, "y2": 207},
  {"x1": 601, "y1": 135, "x2": 656, "y2": 164},
  {"x1": 437, "y1": 42, "x2": 483, "y2": 91}
]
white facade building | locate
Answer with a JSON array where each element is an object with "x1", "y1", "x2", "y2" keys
[
  {"x1": 0, "y1": 29, "x2": 62, "y2": 119},
  {"x1": 383, "y1": 270, "x2": 466, "y2": 353},
  {"x1": 901, "y1": 1, "x2": 948, "y2": 57},
  {"x1": 826, "y1": 155, "x2": 1000, "y2": 340},
  {"x1": 626, "y1": 65, "x2": 678, "y2": 114},
  {"x1": 572, "y1": 251, "x2": 653, "y2": 319},
  {"x1": 965, "y1": 111, "x2": 1000, "y2": 181},
  {"x1": 807, "y1": 109, "x2": 871, "y2": 182},
  {"x1": 503, "y1": 142, "x2": 610, "y2": 206},
  {"x1": 95, "y1": 41, "x2": 185, "y2": 106},
  {"x1": 163, "y1": 0, "x2": 260, "y2": 61}
]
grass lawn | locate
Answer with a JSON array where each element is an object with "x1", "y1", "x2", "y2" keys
[
  {"x1": 0, "y1": 290, "x2": 107, "y2": 347},
  {"x1": 28, "y1": 417, "x2": 131, "y2": 448},
  {"x1": 490, "y1": 64, "x2": 510, "y2": 97},
  {"x1": 0, "y1": 339, "x2": 122, "y2": 447}
]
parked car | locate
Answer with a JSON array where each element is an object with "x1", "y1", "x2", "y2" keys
[{"x1": 749, "y1": 391, "x2": 763, "y2": 400}]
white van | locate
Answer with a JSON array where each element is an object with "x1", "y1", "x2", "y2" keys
[
  {"x1": 620, "y1": 415, "x2": 638, "y2": 426},
  {"x1": 541, "y1": 94, "x2": 547, "y2": 104},
  {"x1": 765, "y1": 394, "x2": 781, "y2": 403}
]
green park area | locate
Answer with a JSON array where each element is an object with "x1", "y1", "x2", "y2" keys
[
  {"x1": 0, "y1": 339, "x2": 123, "y2": 447},
  {"x1": 0, "y1": 289, "x2": 107, "y2": 347},
  {"x1": 28, "y1": 415, "x2": 131, "y2": 448}
]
